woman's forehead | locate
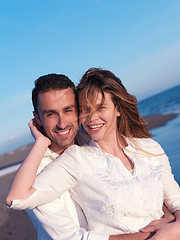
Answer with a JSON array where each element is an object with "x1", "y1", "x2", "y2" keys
[{"x1": 78, "y1": 91, "x2": 112, "y2": 106}]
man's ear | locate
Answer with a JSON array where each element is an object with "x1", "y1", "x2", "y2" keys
[{"x1": 33, "y1": 111, "x2": 42, "y2": 126}]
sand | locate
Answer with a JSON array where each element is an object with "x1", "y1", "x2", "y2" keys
[
  {"x1": 143, "y1": 113, "x2": 177, "y2": 130},
  {"x1": 0, "y1": 113, "x2": 178, "y2": 239}
]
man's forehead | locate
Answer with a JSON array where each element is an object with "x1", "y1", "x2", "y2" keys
[{"x1": 37, "y1": 88, "x2": 76, "y2": 109}]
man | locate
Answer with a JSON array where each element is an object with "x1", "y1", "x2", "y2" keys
[
  {"x1": 27, "y1": 73, "x2": 92, "y2": 240},
  {"x1": 8, "y1": 74, "x2": 173, "y2": 240}
]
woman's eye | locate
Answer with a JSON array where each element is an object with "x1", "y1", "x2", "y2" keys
[
  {"x1": 98, "y1": 106, "x2": 106, "y2": 111},
  {"x1": 80, "y1": 108, "x2": 90, "y2": 114}
]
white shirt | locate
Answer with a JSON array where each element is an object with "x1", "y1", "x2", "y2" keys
[
  {"x1": 11, "y1": 131, "x2": 108, "y2": 240},
  {"x1": 12, "y1": 137, "x2": 180, "y2": 235}
]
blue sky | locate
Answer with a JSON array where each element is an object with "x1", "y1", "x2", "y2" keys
[{"x1": 1, "y1": 0, "x2": 180, "y2": 155}]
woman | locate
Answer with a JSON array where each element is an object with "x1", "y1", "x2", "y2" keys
[{"x1": 7, "y1": 68, "x2": 180, "y2": 239}]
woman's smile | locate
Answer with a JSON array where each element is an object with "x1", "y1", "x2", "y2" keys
[{"x1": 79, "y1": 92, "x2": 120, "y2": 143}]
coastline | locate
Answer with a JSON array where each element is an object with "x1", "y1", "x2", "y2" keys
[
  {"x1": 0, "y1": 112, "x2": 179, "y2": 240},
  {"x1": 0, "y1": 113, "x2": 177, "y2": 170},
  {"x1": 143, "y1": 113, "x2": 178, "y2": 130}
]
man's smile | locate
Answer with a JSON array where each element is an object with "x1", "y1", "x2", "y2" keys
[{"x1": 55, "y1": 128, "x2": 71, "y2": 137}]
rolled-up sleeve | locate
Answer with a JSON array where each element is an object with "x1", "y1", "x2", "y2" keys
[
  {"x1": 86, "y1": 231, "x2": 109, "y2": 240},
  {"x1": 11, "y1": 150, "x2": 80, "y2": 210}
]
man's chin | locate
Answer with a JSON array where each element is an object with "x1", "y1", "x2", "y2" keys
[{"x1": 55, "y1": 138, "x2": 75, "y2": 148}]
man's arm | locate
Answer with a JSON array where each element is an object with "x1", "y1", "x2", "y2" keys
[
  {"x1": 109, "y1": 232, "x2": 152, "y2": 240},
  {"x1": 27, "y1": 204, "x2": 152, "y2": 240},
  {"x1": 108, "y1": 204, "x2": 174, "y2": 240},
  {"x1": 24, "y1": 195, "x2": 152, "y2": 240}
]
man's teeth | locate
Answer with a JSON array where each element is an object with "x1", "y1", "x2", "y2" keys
[
  {"x1": 57, "y1": 130, "x2": 69, "y2": 135},
  {"x1": 89, "y1": 124, "x2": 103, "y2": 129}
]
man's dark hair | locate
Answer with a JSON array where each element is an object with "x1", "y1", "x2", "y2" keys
[{"x1": 32, "y1": 73, "x2": 76, "y2": 114}]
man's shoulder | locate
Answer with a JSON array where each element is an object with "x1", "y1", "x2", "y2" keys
[
  {"x1": 37, "y1": 148, "x2": 59, "y2": 174},
  {"x1": 62, "y1": 141, "x2": 94, "y2": 162},
  {"x1": 76, "y1": 130, "x2": 91, "y2": 146}
]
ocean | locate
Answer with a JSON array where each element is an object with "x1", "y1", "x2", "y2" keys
[
  {"x1": 139, "y1": 84, "x2": 180, "y2": 184},
  {"x1": 138, "y1": 84, "x2": 180, "y2": 116}
]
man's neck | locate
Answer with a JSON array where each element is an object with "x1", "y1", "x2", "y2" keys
[{"x1": 49, "y1": 139, "x2": 77, "y2": 155}]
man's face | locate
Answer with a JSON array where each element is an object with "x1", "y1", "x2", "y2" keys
[{"x1": 35, "y1": 88, "x2": 79, "y2": 154}]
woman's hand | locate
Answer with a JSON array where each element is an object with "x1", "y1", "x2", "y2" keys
[
  {"x1": 141, "y1": 204, "x2": 175, "y2": 233},
  {"x1": 141, "y1": 214, "x2": 180, "y2": 240},
  {"x1": 146, "y1": 222, "x2": 180, "y2": 240},
  {"x1": 141, "y1": 217, "x2": 175, "y2": 233}
]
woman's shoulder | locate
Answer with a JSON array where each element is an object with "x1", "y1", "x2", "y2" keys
[
  {"x1": 126, "y1": 137, "x2": 165, "y2": 155},
  {"x1": 135, "y1": 137, "x2": 160, "y2": 146}
]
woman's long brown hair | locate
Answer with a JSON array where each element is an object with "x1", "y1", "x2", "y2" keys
[{"x1": 77, "y1": 68, "x2": 151, "y2": 142}]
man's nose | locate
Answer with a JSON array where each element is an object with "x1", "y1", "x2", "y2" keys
[{"x1": 56, "y1": 116, "x2": 67, "y2": 129}]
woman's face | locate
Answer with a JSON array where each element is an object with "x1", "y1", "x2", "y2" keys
[{"x1": 79, "y1": 91, "x2": 120, "y2": 143}]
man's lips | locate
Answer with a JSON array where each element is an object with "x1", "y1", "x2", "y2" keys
[{"x1": 55, "y1": 129, "x2": 71, "y2": 137}]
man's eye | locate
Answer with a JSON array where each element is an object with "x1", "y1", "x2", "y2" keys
[
  {"x1": 46, "y1": 113, "x2": 54, "y2": 117},
  {"x1": 65, "y1": 109, "x2": 73, "y2": 113}
]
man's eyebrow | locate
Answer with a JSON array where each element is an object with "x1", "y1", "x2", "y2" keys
[
  {"x1": 42, "y1": 110, "x2": 57, "y2": 115},
  {"x1": 63, "y1": 105, "x2": 76, "y2": 110}
]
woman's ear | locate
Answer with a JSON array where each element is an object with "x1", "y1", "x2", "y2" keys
[{"x1": 33, "y1": 111, "x2": 42, "y2": 126}]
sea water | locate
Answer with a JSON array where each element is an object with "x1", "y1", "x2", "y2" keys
[
  {"x1": 138, "y1": 84, "x2": 180, "y2": 116},
  {"x1": 151, "y1": 114, "x2": 180, "y2": 184},
  {"x1": 139, "y1": 84, "x2": 180, "y2": 184}
]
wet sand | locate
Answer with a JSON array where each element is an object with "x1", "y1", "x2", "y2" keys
[{"x1": 0, "y1": 113, "x2": 178, "y2": 239}]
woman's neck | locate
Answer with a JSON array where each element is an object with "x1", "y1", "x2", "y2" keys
[
  {"x1": 96, "y1": 134, "x2": 134, "y2": 171},
  {"x1": 96, "y1": 133, "x2": 127, "y2": 158}
]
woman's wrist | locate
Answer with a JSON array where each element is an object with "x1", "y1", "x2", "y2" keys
[
  {"x1": 163, "y1": 211, "x2": 175, "y2": 223},
  {"x1": 35, "y1": 135, "x2": 51, "y2": 148}
]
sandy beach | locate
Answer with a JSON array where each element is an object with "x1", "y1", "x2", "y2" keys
[
  {"x1": 0, "y1": 147, "x2": 37, "y2": 240},
  {"x1": 0, "y1": 113, "x2": 178, "y2": 240}
]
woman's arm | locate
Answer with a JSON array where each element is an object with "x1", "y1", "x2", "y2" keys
[
  {"x1": 6, "y1": 119, "x2": 51, "y2": 206},
  {"x1": 141, "y1": 143, "x2": 180, "y2": 239},
  {"x1": 174, "y1": 210, "x2": 180, "y2": 221}
]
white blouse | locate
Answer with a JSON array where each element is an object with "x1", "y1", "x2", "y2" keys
[{"x1": 12, "y1": 137, "x2": 180, "y2": 235}]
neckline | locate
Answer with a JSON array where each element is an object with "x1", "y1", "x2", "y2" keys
[{"x1": 89, "y1": 138, "x2": 136, "y2": 175}]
